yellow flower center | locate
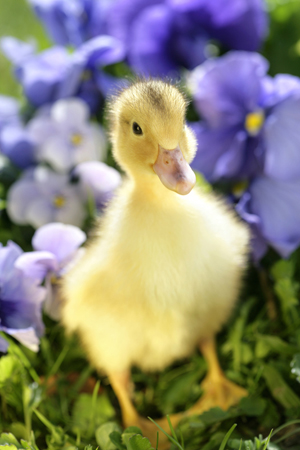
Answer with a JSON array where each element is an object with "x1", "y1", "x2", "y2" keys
[
  {"x1": 81, "y1": 69, "x2": 92, "y2": 81},
  {"x1": 53, "y1": 195, "x2": 66, "y2": 208},
  {"x1": 50, "y1": 274, "x2": 59, "y2": 284},
  {"x1": 244, "y1": 110, "x2": 265, "y2": 136},
  {"x1": 232, "y1": 180, "x2": 249, "y2": 198},
  {"x1": 70, "y1": 133, "x2": 83, "y2": 146}
]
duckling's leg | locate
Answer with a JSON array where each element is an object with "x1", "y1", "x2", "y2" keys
[
  {"x1": 187, "y1": 337, "x2": 247, "y2": 415},
  {"x1": 109, "y1": 371, "x2": 182, "y2": 448}
]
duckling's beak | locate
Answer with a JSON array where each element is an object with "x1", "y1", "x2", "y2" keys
[{"x1": 153, "y1": 145, "x2": 196, "y2": 195}]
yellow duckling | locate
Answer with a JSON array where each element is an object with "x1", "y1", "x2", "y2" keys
[{"x1": 62, "y1": 79, "x2": 249, "y2": 444}]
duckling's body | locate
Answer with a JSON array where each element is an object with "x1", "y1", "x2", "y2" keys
[
  {"x1": 64, "y1": 179, "x2": 247, "y2": 372},
  {"x1": 62, "y1": 79, "x2": 249, "y2": 444}
]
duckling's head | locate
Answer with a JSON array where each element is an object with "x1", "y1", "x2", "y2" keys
[{"x1": 108, "y1": 79, "x2": 197, "y2": 195}]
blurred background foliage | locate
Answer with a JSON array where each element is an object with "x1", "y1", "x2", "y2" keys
[{"x1": 2, "y1": 0, "x2": 300, "y2": 97}]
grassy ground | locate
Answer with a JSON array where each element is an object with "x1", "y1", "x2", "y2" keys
[{"x1": 1, "y1": 257, "x2": 300, "y2": 449}]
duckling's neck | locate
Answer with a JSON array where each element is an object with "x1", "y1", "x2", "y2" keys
[{"x1": 129, "y1": 171, "x2": 183, "y2": 207}]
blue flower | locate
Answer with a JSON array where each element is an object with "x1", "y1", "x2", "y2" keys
[
  {"x1": 0, "y1": 124, "x2": 36, "y2": 169},
  {"x1": 189, "y1": 51, "x2": 300, "y2": 182},
  {"x1": 28, "y1": 98, "x2": 107, "y2": 172},
  {"x1": 237, "y1": 176, "x2": 300, "y2": 259},
  {"x1": 0, "y1": 95, "x2": 21, "y2": 132},
  {"x1": 0, "y1": 241, "x2": 45, "y2": 352},
  {"x1": 7, "y1": 166, "x2": 87, "y2": 228},
  {"x1": 105, "y1": 0, "x2": 268, "y2": 76},
  {"x1": 1, "y1": 36, "x2": 124, "y2": 110},
  {"x1": 74, "y1": 161, "x2": 122, "y2": 208},
  {"x1": 28, "y1": 0, "x2": 109, "y2": 47},
  {"x1": 16, "y1": 223, "x2": 86, "y2": 320}
]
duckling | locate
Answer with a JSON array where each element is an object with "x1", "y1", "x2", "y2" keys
[{"x1": 61, "y1": 79, "x2": 249, "y2": 444}]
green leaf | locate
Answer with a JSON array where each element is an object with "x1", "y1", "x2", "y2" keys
[
  {"x1": 121, "y1": 428, "x2": 142, "y2": 448},
  {"x1": 109, "y1": 431, "x2": 126, "y2": 450},
  {"x1": 0, "y1": 434, "x2": 22, "y2": 448},
  {"x1": 263, "y1": 364, "x2": 300, "y2": 409},
  {"x1": 271, "y1": 260, "x2": 295, "y2": 280},
  {"x1": 96, "y1": 423, "x2": 122, "y2": 450},
  {"x1": 291, "y1": 353, "x2": 300, "y2": 382},
  {"x1": 198, "y1": 407, "x2": 230, "y2": 425},
  {"x1": 238, "y1": 397, "x2": 266, "y2": 417},
  {"x1": 0, "y1": 355, "x2": 19, "y2": 386},
  {"x1": 72, "y1": 393, "x2": 115, "y2": 434},
  {"x1": 127, "y1": 435, "x2": 153, "y2": 450},
  {"x1": 0, "y1": 446, "x2": 18, "y2": 450}
]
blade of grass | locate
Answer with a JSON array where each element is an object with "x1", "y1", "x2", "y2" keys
[
  {"x1": 87, "y1": 380, "x2": 100, "y2": 436},
  {"x1": 262, "y1": 430, "x2": 273, "y2": 450},
  {"x1": 219, "y1": 424, "x2": 237, "y2": 450},
  {"x1": 272, "y1": 419, "x2": 300, "y2": 436},
  {"x1": 48, "y1": 341, "x2": 71, "y2": 377},
  {"x1": 166, "y1": 415, "x2": 179, "y2": 443},
  {"x1": 147, "y1": 417, "x2": 184, "y2": 450},
  {"x1": 273, "y1": 428, "x2": 300, "y2": 444}
]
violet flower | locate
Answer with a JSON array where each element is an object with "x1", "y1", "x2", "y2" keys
[
  {"x1": 74, "y1": 161, "x2": 122, "y2": 209},
  {"x1": 16, "y1": 223, "x2": 86, "y2": 320},
  {"x1": 28, "y1": 98, "x2": 107, "y2": 172},
  {"x1": 28, "y1": 0, "x2": 109, "y2": 47},
  {"x1": 237, "y1": 176, "x2": 300, "y2": 259},
  {"x1": 7, "y1": 166, "x2": 87, "y2": 228},
  {"x1": 189, "y1": 51, "x2": 300, "y2": 182},
  {"x1": 1, "y1": 36, "x2": 124, "y2": 110},
  {"x1": 105, "y1": 0, "x2": 268, "y2": 76},
  {"x1": 0, "y1": 95, "x2": 21, "y2": 132},
  {"x1": 0, "y1": 241, "x2": 45, "y2": 352},
  {"x1": 0, "y1": 124, "x2": 36, "y2": 169},
  {"x1": 0, "y1": 95, "x2": 36, "y2": 169}
]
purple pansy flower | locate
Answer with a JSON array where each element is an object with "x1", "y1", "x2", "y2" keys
[
  {"x1": 0, "y1": 96, "x2": 35, "y2": 169},
  {"x1": 105, "y1": 0, "x2": 268, "y2": 76},
  {"x1": 0, "y1": 124, "x2": 36, "y2": 169},
  {"x1": 237, "y1": 176, "x2": 300, "y2": 259},
  {"x1": 189, "y1": 51, "x2": 300, "y2": 182},
  {"x1": 28, "y1": 98, "x2": 107, "y2": 172},
  {"x1": 0, "y1": 95, "x2": 21, "y2": 132},
  {"x1": 0, "y1": 241, "x2": 45, "y2": 352},
  {"x1": 28, "y1": 0, "x2": 110, "y2": 47},
  {"x1": 1, "y1": 36, "x2": 124, "y2": 110},
  {"x1": 74, "y1": 161, "x2": 122, "y2": 208},
  {"x1": 7, "y1": 166, "x2": 87, "y2": 228},
  {"x1": 16, "y1": 223, "x2": 86, "y2": 320}
]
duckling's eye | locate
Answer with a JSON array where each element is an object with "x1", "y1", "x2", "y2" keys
[{"x1": 132, "y1": 122, "x2": 143, "y2": 135}]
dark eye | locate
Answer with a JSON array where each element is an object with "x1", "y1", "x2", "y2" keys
[{"x1": 132, "y1": 122, "x2": 143, "y2": 135}]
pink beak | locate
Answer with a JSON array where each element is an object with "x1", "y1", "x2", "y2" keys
[{"x1": 153, "y1": 145, "x2": 196, "y2": 195}]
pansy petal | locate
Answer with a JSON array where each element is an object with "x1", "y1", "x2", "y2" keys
[
  {"x1": 51, "y1": 97, "x2": 89, "y2": 126},
  {"x1": 7, "y1": 180, "x2": 40, "y2": 224},
  {"x1": 0, "y1": 337, "x2": 9, "y2": 353},
  {"x1": 249, "y1": 176, "x2": 300, "y2": 257},
  {"x1": 55, "y1": 195, "x2": 86, "y2": 228},
  {"x1": 0, "y1": 125, "x2": 36, "y2": 168},
  {"x1": 32, "y1": 223, "x2": 86, "y2": 263},
  {"x1": 3, "y1": 327, "x2": 40, "y2": 352},
  {"x1": 264, "y1": 95, "x2": 300, "y2": 181},
  {"x1": 213, "y1": 129, "x2": 246, "y2": 178},
  {"x1": 189, "y1": 52, "x2": 268, "y2": 128},
  {"x1": 15, "y1": 251, "x2": 58, "y2": 282},
  {"x1": 129, "y1": 5, "x2": 178, "y2": 76},
  {"x1": 26, "y1": 199, "x2": 54, "y2": 228},
  {"x1": 191, "y1": 122, "x2": 245, "y2": 181}
]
